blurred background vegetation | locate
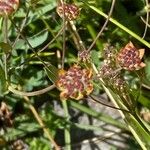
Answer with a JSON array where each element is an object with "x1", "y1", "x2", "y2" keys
[{"x1": 0, "y1": 0, "x2": 150, "y2": 149}]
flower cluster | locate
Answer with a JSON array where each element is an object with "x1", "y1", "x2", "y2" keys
[
  {"x1": 117, "y1": 41, "x2": 146, "y2": 70},
  {"x1": 99, "y1": 42, "x2": 146, "y2": 77},
  {"x1": 99, "y1": 44, "x2": 118, "y2": 78},
  {"x1": 56, "y1": 65, "x2": 93, "y2": 100},
  {"x1": 78, "y1": 50, "x2": 91, "y2": 62},
  {"x1": 98, "y1": 41, "x2": 146, "y2": 93},
  {"x1": 0, "y1": 0, "x2": 19, "y2": 16},
  {"x1": 57, "y1": 3, "x2": 80, "y2": 21}
]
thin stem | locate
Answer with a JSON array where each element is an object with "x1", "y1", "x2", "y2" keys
[
  {"x1": 133, "y1": 111, "x2": 150, "y2": 135},
  {"x1": 56, "y1": 50, "x2": 62, "y2": 68},
  {"x1": 142, "y1": 0, "x2": 149, "y2": 39},
  {"x1": 14, "y1": 3, "x2": 65, "y2": 68},
  {"x1": 3, "y1": 16, "x2": 8, "y2": 81},
  {"x1": 8, "y1": 84, "x2": 55, "y2": 97},
  {"x1": 89, "y1": 5, "x2": 150, "y2": 48},
  {"x1": 62, "y1": 100, "x2": 71, "y2": 150},
  {"x1": 10, "y1": 19, "x2": 56, "y2": 77},
  {"x1": 92, "y1": 64, "x2": 150, "y2": 148},
  {"x1": 62, "y1": 132, "x2": 120, "y2": 149},
  {"x1": 92, "y1": 63, "x2": 126, "y2": 119},
  {"x1": 39, "y1": 23, "x2": 66, "y2": 54},
  {"x1": 61, "y1": 1, "x2": 71, "y2": 149},
  {"x1": 12, "y1": 7, "x2": 30, "y2": 48},
  {"x1": 61, "y1": 2, "x2": 66, "y2": 69},
  {"x1": 3, "y1": 16, "x2": 8, "y2": 43},
  {"x1": 68, "y1": 21, "x2": 86, "y2": 51},
  {"x1": 23, "y1": 96, "x2": 60, "y2": 150},
  {"x1": 87, "y1": 0, "x2": 116, "y2": 52},
  {"x1": 13, "y1": 23, "x2": 66, "y2": 69},
  {"x1": 142, "y1": 83, "x2": 150, "y2": 90},
  {"x1": 89, "y1": 95, "x2": 131, "y2": 114},
  {"x1": 10, "y1": 19, "x2": 46, "y2": 66},
  {"x1": 69, "y1": 100, "x2": 128, "y2": 130},
  {"x1": 141, "y1": 17, "x2": 150, "y2": 28}
]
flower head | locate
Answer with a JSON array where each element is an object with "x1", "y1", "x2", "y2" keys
[
  {"x1": 0, "y1": 0, "x2": 19, "y2": 16},
  {"x1": 56, "y1": 65, "x2": 93, "y2": 100},
  {"x1": 117, "y1": 41, "x2": 146, "y2": 70},
  {"x1": 57, "y1": 3, "x2": 80, "y2": 21}
]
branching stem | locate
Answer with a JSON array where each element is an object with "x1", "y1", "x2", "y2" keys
[{"x1": 87, "y1": 0, "x2": 116, "y2": 52}]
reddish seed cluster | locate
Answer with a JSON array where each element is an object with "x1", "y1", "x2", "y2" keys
[
  {"x1": 56, "y1": 65, "x2": 93, "y2": 100},
  {"x1": 57, "y1": 3, "x2": 80, "y2": 21},
  {"x1": 117, "y1": 41, "x2": 146, "y2": 70},
  {"x1": 0, "y1": 0, "x2": 19, "y2": 16}
]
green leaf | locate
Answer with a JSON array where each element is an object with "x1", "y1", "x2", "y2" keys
[
  {"x1": 44, "y1": 65, "x2": 58, "y2": 83},
  {"x1": 30, "y1": 0, "x2": 41, "y2": 5},
  {"x1": 103, "y1": 85, "x2": 150, "y2": 149},
  {"x1": 129, "y1": 88, "x2": 150, "y2": 109},
  {"x1": 145, "y1": 58, "x2": 150, "y2": 82},
  {"x1": 21, "y1": 69, "x2": 47, "y2": 91},
  {"x1": 0, "y1": 65, "x2": 7, "y2": 96},
  {"x1": 25, "y1": 2, "x2": 57, "y2": 25},
  {"x1": 138, "y1": 93, "x2": 150, "y2": 109},
  {"x1": 125, "y1": 113, "x2": 150, "y2": 149},
  {"x1": 0, "y1": 42, "x2": 12, "y2": 53},
  {"x1": 5, "y1": 122, "x2": 40, "y2": 141},
  {"x1": 14, "y1": 30, "x2": 48, "y2": 50},
  {"x1": 69, "y1": 100, "x2": 128, "y2": 130},
  {"x1": 28, "y1": 138, "x2": 51, "y2": 150}
]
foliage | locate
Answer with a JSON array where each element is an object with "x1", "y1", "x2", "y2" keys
[{"x1": 0, "y1": 0, "x2": 150, "y2": 149}]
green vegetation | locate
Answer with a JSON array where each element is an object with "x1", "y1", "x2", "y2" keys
[{"x1": 0, "y1": 0, "x2": 150, "y2": 149}]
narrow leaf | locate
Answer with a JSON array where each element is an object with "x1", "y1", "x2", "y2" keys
[{"x1": 44, "y1": 65, "x2": 58, "y2": 83}]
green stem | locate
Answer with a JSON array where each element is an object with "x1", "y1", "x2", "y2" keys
[
  {"x1": 3, "y1": 16, "x2": 8, "y2": 81},
  {"x1": 133, "y1": 112, "x2": 150, "y2": 135},
  {"x1": 69, "y1": 100, "x2": 128, "y2": 130},
  {"x1": 89, "y1": 5, "x2": 150, "y2": 48},
  {"x1": 92, "y1": 63, "x2": 150, "y2": 149},
  {"x1": 23, "y1": 96, "x2": 60, "y2": 150},
  {"x1": 62, "y1": 100, "x2": 71, "y2": 150},
  {"x1": 87, "y1": 0, "x2": 116, "y2": 52}
]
